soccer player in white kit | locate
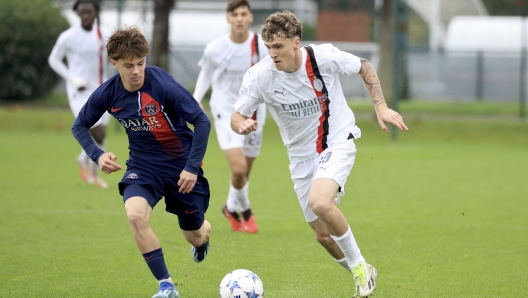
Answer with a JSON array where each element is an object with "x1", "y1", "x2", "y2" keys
[
  {"x1": 231, "y1": 11, "x2": 409, "y2": 297},
  {"x1": 49, "y1": 0, "x2": 111, "y2": 188},
  {"x1": 194, "y1": 0, "x2": 268, "y2": 234}
]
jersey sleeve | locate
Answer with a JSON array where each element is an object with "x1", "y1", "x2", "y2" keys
[
  {"x1": 71, "y1": 87, "x2": 110, "y2": 164},
  {"x1": 165, "y1": 77, "x2": 211, "y2": 174},
  {"x1": 194, "y1": 43, "x2": 217, "y2": 102},
  {"x1": 316, "y1": 44, "x2": 362, "y2": 76},
  {"x1": 193, "y1": 60, "x2": 214, "y2": 102},
  {"x1": 184, "y1": 111, "x2": 210, "y2": 175},
  {"x1": 166, "y1": 78, "x2": 204, "y2": 123},
  {"x1": 48, "y1": 31, "x2": 70, "y2": 81},
  {"x1": 197, "y1": 42, "x2": 216, "y2": 69},
  {"x1": 234, "y1": 68, "x2": 264, "y2": 117}
]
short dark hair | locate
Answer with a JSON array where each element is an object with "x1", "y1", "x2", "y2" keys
[
  {"x1": 73, "y1": 0, "x2": 100, "y2": 12},
  {"x1": 226, "y1": 0, "x2": 251, "y2": 13},
  {"x1": 261, "y1": 10, "x2": 303, "y2": 42},
  {"x1": 107, "y1": 26, "x2": 150, "y2": 61}
]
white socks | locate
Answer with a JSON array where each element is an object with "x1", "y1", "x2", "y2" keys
[
  {"x1": 77, "y1": 150, "x2": 89, "y2": 165},
  {"x1": 158, "y1": 277, "x2": 173, "y2": 285},
  {"x1": 78, "y1": 141, "x2": 105, "y2": 178},
  {"x1": 77, "y1": 150, "x2": 94, "y2": 183},
  {"x1": 335, "y1": 257, "x2": 352, "y2": 273},
  {"x1": 96, "y1": 140, "x2": 106, "y2": 152},
  {"x1": 226, "y1": 181, "x2": 250, "y2": 212},
  {"x1": 90, "y1": 141, "x2": 105, "y2": 177},
  {"x1": 330, "y1": 226, "x2": 365, "y2": 269}
]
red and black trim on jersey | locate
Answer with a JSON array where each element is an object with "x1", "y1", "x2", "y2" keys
[
  {"x1": 251, "y1": 33, "x2": 259, "y2": 67},
  {"x1": 95, "y1": 25, "x2": 104, "y2": 85},
  {"x1": 305, "y1": 46, "x2": 330, "y2": 154},
  {"x1": 250, "y1": 33, "x2": 260, "y2": 121},
  {"x1": 140, "y1": 92, "x2": 185, "y2": 159}
]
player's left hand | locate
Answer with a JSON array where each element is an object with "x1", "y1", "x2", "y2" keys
[
  {"x1": 178, "y1": 170, "x2": 197, "y2": 193},
  {"x1": 376, "y1": 107, "x2": 409, "y2": 133},
  {"x1": 98, "y1": 152, "x2": 122, "y2": 174}
]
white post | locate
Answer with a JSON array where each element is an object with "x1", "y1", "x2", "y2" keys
[{"x1": 429, "y1": 0, "x2": 441, "y2": 52}]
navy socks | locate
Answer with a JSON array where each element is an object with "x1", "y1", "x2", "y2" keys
[{"x1": 143, "y1": 247, "x2": 170, "y2": 280}]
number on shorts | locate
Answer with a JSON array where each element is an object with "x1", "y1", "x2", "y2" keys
[{"x1": 246, "y1": 133, "x2": 261, "y2": 146}]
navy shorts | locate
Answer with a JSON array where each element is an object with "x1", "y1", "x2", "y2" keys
[{"x1": 118, "y1": 165, "x2": 210, "y2": 231}]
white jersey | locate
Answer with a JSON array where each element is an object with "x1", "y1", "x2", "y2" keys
[
  {"x1": 49, "y1": 25, "x2": 109, "y2": 101},
  {"x1": 195, "y1": 31, "x2": 268, "y2": 115},
  {"x1": 235, "y1": 44, "x2": 363, "y2": 163}
]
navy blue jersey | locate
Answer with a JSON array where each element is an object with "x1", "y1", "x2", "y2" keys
[{"x1": 72, "y1": 66, "x2": 210, "y2": 176}]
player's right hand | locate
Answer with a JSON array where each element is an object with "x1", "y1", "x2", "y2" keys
[
  {"x1": 98, "y1": 152, "x2": 122, "y2": 174},
  {"x1": 238, "y1": 119, "x2": 257, "y2": 135},
  {"x1": 69, "y1": 76, "x2": 88, "y2": 91},
  {"x1": 375, "y1": 106, "x2": 408, "y2": 133}
]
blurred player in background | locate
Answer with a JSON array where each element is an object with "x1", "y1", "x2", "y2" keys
[
  {"x1": 194, "y1": 0, "x2": 268, "y2": 234},
  {"x1": 49, "y1": 0, "x2": 110, "y2": 188},
  {"x1": 72, "y1": 27, "x2": 212, "y2": 298},
  {"x1": 231, "y1": 11, "x2": 409, "y2": 297}
]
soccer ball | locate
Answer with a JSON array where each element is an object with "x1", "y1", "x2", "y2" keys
[{"x1": 219, "y1": 269, "x2": 264, "y2": 298}]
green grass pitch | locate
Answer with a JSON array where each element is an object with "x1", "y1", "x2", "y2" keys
[{"x1": 0, "y1": 103, "x2": 527, "y2": 297}]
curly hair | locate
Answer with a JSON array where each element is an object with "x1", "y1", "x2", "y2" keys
[
  {"x1": 260, "y1": 10, "x2": 303, "y2": 42},
  {"x1": 106, "y1": 26, "x2": 150, "y2": 61}
]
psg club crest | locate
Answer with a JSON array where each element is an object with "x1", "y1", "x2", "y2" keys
[
  {"x1": 313, "y1": 78, "x2": 324, "y2": 92},
  {"x1": 144, "y1": 104, "x2": 157, "y2": 116},
  {"x1": 126, "y1": 173, "x2": 138, "y2": 179}
]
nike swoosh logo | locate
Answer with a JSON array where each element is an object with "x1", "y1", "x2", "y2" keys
[
  {"x1": 111, "y1": 107, "x2": 123, "y2": 112},
  {"x1": 185, "y1": 209, "x2": 198, "y2": 215},
  {"x1": 144, "y1": 255, "x2": 155, "y2": 261}
]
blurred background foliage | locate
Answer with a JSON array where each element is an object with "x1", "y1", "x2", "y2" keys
[
  {"x1": 1, "y1": 0, "x2": 527, "y2": 102},
  {"x1": 0, "y1": 0, "x2": 69, "y2": 101},
  {"x1": 482, "y1": 0, "x2": 528, "y2": 15}
]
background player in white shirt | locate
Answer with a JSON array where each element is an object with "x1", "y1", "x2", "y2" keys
[
  {"x1": 194, "y1": 0, "x2": 268, "y2": 234},
  {"x1": 231, "y1": 11, "x2": 408, "y2": 297},
  {"x1": 49, "y1": 0, "x2": 111, "y2": 188}
]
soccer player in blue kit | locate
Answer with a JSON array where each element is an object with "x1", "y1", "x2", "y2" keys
[{"x1": 72, "y1": 27, "x2": 211, "y2": 298}]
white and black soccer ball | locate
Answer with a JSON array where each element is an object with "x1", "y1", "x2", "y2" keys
[{"x1": 218, "y1": 269, "x2": 264, "y2": 298}]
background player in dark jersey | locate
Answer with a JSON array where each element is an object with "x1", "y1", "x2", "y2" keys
[{"x1": 72, "y1": 27, "x2": 211, "y2": 298}]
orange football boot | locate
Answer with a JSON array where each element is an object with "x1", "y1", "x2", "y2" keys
[
  {"x1": 78, "y1": 160, "x2": 94, "y2": 184},
  {"x1": 241, "y1": 209, "x2": 258, "y2": 234},
  {"x1": 222, "y1": 205, "x2": 244, "y2": 232},
  {"x1": 93, "y1": 176, "x2": 108, "y2": 189}
]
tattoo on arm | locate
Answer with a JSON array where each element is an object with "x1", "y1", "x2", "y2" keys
[{"x1": 360, "y1": 58, "x2": 386, "y2": 106}]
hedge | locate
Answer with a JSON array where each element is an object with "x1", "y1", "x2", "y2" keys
[{"x1": 0, "y1": 0, "x2": 69, "y2": 100}]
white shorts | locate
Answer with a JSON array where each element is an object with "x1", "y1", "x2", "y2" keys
[
  {"x1": 211, "y1": 103, "x2": 266, "y2": 158},
  {"x1": 289, "y1": 140, "x2": 357, "y2": 222},
  {"x1": 68, "y1": 89, "x2": 111, "y2": 127}
]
